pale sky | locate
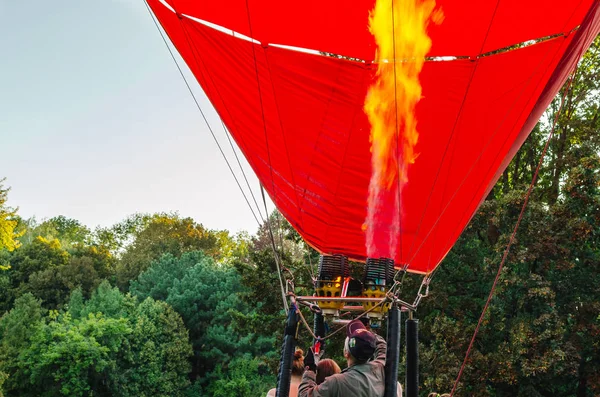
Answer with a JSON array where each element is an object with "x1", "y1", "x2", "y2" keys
[{"x1": 0, "y1": 0, "x2": 270, "y2": 234}]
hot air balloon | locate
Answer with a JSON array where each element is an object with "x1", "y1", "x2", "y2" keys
[{"x1": 145, "y1": 1, "x2": 600, "y2": 396}]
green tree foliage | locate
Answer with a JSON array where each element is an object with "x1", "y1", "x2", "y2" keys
[
  {"x1": 417, "y1": 169, "x2": 600, "y2": 396},
  {"x1": 207, "y1": 356, "x2": 275, "y2": 397},
  {"x1": 70, "y1": 245, "x2": 116, "y2": 280},
  {"x1": 0, "y1": 237, "x2": 70, "y2": 311},
  {"x1": 76, "y1": 281, "x2": 132, "y2": 320},
  {"x1": 0, "y1": 371, "x2": 7, "y2": 397},
  {"x1": 234, "y1": 214, "x2": 329, "y2": 369},
  {"x1": 0, "y1": 274, "x2": 11, "y2": 315},
  {"x1": 131, "y1": 251, "x2": 276, "y2": 387},
  {"x1": 115, "y1": 213, "x2": 220, "y2": 289},
  {"x1": 129, "y1": 253, "x2": 196, "y2": 302},
  {"x1": 0, "y1": 282, "x2": 192, "y2": 397},
  {"x1": 93, "y1": 213, "x2": 154, "y2": 253},
  {"x1": 18, "y1": 216, "x2": 91, "y2": 249},
  {"x1": 102, "y1": 296, "x2": 192, "y2": 397},
  {"x1": 19, "y1": 312, "x2": 131, "y2": 396},
  {"x1": 0, "y1": 179, "x2": 20, "y2": 260},
  {"x1": 7, "y1": 237, "x2": 69, "y2": 286},
  {"x1": 1, "y1": 236, "x2": 114, "y2": 312},
  {"x1": 0, "y1": 293, "x2": 46, "y2": 394}
]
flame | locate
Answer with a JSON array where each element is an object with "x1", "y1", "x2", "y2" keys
[{"x1": 364, "y1": 0, "x2": 443, "y2": 258}]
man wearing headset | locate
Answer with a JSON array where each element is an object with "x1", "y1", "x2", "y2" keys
[{"x1": 299, "y1": 319, "x2": 387, "y2": 397}]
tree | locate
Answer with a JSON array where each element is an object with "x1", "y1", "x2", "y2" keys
[
  {"x1": 0, "y1": 274, "x2": 10, "y2": 314},
  {"x1": 0, "y1": 179, "x2": 20, "y2": 268},
  {"x1": 550, "y1": 154, "x2": 600, "y2": 396},
  {"x1": 130, "y1": 252, "x2": 201, "y2": 301},
  {"x1": 18, "y1": 312, "x2": 131, "y2": 397},
  {"x1": 0, "y1": 293, "x2": 46, "y2": 395},
  {"x1": 221, "y1": 211, "x2": 328, "y2": 380},
  {"x1": 1, "y1": 239, "x2": 115, "y2": 312},
  {"x1": 0, "y1": 371, "x2": 7, "y2": 397},
  {"x1": 70, "y1": 245, "x2": 116, "y2": 280},
  {"x1": 115, "y1": 213, "x2": 219, "y2": 289},
  {"x1": 92, "y1": 213, "x2": 152, "y2": 254},
  {"x1": 76, "y1": 280, "x2": 132, "y2": 320},
  {"x1": 7, "y1": 237, "x2": 69, "y2": 287},
  {"x1": 109, "y1": 298, "x2": 192, "y2": 397},
  {"x1": 1, "y1": 282, "x2": 192, "y2": 397},
  {"x1": 131, "y1": 251, "x2": 276, "y2": 387},
  {"x1": 82, "y1": 282, "x2": 192, "y2": 396},
  {"x1": 207, "y1": 356, "x2": 275, "y2": 397},
  {"x1": 0, "y1": 237, "x2": 70, "y2": 312},
  {"x1": 24, "y1": 256, "x2": 102, "y2": 310},
  {"x1": 414, "y1": 179, "x2": 598, "y2": 396},
  {"x1": 132, "y1": 251, "x2": 241, "y2": 375},
  {"x1": 18, "y1": 216, "x2": 91, "y2": 249}
]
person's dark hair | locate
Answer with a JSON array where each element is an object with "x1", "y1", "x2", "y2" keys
[
  {"x1": 316, "y1": 359, "x2": 341, "y2": 384},
  {"x1": 292, "y1": 349, "x2": 304, "y2": 376}
]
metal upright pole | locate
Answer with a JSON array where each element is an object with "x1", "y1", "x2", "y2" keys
[
  {"x1": 314, "y1": 310, "x2": 326, "y2": 347},
  {"x1": 406, "y1": 313, "x2": 419, "y2": 397},
  {"x1": 276, "y1": 301, "x2": 298, "y2": 397},
  {"x1": 384, "y1": 302, "x2": 401, "y2": 397}
]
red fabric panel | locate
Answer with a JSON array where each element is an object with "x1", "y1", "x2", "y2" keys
[
  {"x1": 496, "y1": 1, "x2": 600, "y2": 186},
  {"x1": 161, "y1": 0, "x2": 594, "y2": 59},
  {"x1": 481, "y1": 0, "x2": 594, "y2": 53},
  {"x1": 149, "y1": 0, "x2": 600, "y2": 273},
  {"x1": 407, "y1": 38, "x2": 575, "y2": 272}
]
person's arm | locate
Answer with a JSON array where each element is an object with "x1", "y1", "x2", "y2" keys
[
  {"x1": 372, "y1": 334, "x2": 387, "y2": 365},
  {"x1": 298, "y1": 370, "x2": 337, "y2": 397}
]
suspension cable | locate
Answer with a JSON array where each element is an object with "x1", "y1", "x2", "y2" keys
[
  {"x1": 295, "y1": 293, "x2": 392, "y2": 341},
  {"x1": 241, "y1": 0, "x2": 291, "y2": 313},
  {"x1": 220, "y1": 120, "x2": 266, "y2": 223},
  {"x1": 142, "y1": 0, "x2": 262, "y2": 227},
  {"x1": 305, "y1": 242, "x2": 316, "y2": 282},
  {"x1": 261, "y1": 185, "x2": 289, "y2": 312}
]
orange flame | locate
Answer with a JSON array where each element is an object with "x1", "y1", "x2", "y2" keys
[{"x1": 364, "y1": 0, "x2": 443, "y2": 258}]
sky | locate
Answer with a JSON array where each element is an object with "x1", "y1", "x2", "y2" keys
[{"x1": 0, "y1": 0, "x2": 269, "y2": 234}]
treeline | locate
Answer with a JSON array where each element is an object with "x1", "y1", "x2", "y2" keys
[
  {"x1": 0, "y1": 37, "x2": 598, "y2": 397},
  {"x1": 0, "y1": 206, "x2": 292, "y2": 396}
]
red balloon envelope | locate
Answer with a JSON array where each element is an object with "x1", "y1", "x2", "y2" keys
[{"x1": 148, "y1": 0, "x2": 600, "y2": 274}]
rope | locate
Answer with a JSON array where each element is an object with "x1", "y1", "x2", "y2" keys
[
  {"x1": 220, "y1": 114, "x2": 266, "y2": 224},
  {"x1": 244, "y1": 0, "x2": 278, "y2": 205},
  {"x1": 295, "y1": 278, "x2": 402, "y2": 342},
  {"x1": 295, "y1": 293, "x2": 392, "y2": 342},
  {"x1": 142, "y1": 0, "x2": 262, "y2": 227},
  {"x1": 262, "y1": 185, "x2": 289, "y2": 312},
  {"x1": 305, "y1": 242, "x2": 316, "y2": 282},
  {"x1": 242, "y1": 0, "x2": 289, "y2": 314},
  {"x1": 276, "y1": 210, "x2": 285, "y2": 258},
  {"x1": 449, "y1": 68, "x2": 579, "y2": 396}
]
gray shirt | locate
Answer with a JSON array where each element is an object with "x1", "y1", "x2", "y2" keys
[{"x1": 298, "y1": 335, "x2": 387, "y2": 397}]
